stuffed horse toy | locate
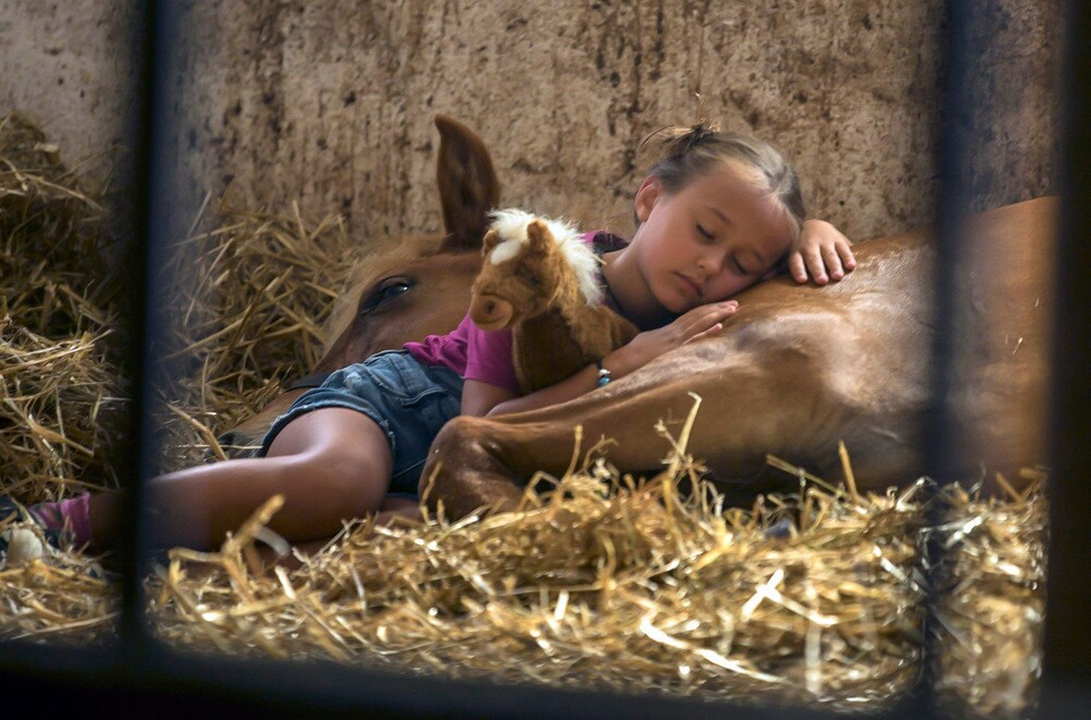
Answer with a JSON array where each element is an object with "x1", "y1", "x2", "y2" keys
[{"x1": 469, "y1": 209, "x2": 638, "y2": 393}]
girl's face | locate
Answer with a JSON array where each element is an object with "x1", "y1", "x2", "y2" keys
[{"x1": 629, "y1": 162, "x2": 796, "y2": 314}]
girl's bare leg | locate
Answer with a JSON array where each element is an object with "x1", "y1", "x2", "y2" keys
[
  {"x1": 90, "y1": 408, "x2": 393, "y2": 551},
  {"x1": 249, "y1": 495, "x2": 424, "y2": 570}
]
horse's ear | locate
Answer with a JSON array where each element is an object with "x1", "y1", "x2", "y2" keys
[{"x1": 435, "y1": 115, "x2": 500, "y2": 253}]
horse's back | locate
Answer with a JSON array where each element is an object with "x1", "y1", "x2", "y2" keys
[{"x1": 728, "y1": 196, "x2": 1058, "y2": 486}]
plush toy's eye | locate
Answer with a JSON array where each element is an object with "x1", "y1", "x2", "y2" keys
[{"x1": 360, "y1": 276, "x2": 413, "y2": 315}]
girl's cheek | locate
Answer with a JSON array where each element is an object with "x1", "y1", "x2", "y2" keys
[{"x1": 708, "y1": 276, "x2": 748, "y2": 302}]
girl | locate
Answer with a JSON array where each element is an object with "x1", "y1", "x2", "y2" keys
[{"x1": 10, "y1": 124, "x2": 854, "y2": 553}]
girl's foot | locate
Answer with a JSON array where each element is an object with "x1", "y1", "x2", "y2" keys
[{"x1": 0, "y1": 493, "x2": 92, "y2": 551}]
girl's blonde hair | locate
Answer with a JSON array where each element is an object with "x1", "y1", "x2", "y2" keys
[{"x1": 640, "y1": 123, "x2": 806, "y2": 238}]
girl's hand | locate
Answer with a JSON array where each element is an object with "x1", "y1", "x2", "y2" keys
[
  {"x1": 787, "y1": 219, "x2": 856, "y2": 285},
  {"x1": 607, "y1": 300, "x2": 739, "y2": 377}
]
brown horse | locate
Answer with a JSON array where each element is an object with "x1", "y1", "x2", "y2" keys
[
  {"x1": 422, "y1": 197, "x2": 1057, "y2": 519},
  {"x1": 218, "y1": 115, "x2": 496, "y2": 451}
]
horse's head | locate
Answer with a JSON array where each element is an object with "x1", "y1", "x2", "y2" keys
[{"x1": 219, "y1": 115, "x2": 498, "y2": 453}]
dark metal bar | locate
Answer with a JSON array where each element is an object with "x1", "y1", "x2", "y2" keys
[
  {"x1": 115, "y1": 0, "x2": 160, "y2": 659},
  {"x1": 32, "y1": 645, "x2": 917, "y2": 720},
  {"x1": 1040, "y1": 0, "x2": 1091, "y2": 710},
  {"x1": 915, "y1": 0, "x2": 978, "y2": 715}
]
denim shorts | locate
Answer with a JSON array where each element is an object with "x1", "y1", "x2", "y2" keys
[{"x1": 258, "y1": 350, "x2": 463, "y2": 495}]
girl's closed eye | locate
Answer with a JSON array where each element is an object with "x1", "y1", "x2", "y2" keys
[{"x1": 695, "y1": 223, "x2": 715, "y2": 243}]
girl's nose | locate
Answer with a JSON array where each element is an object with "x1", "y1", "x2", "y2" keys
[{"x1": 697, "y1": 251, "x2": 726, "y2": 276}]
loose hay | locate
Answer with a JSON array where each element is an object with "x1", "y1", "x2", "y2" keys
[
  {"x1": 0, "y1": 113, "x2": 1049, "y2": 717},
  {"x1": 151, "y1": 198, "x2": 358, "y2": 470},
  {"x1": 143, "y1": 447, "x2": 1048, "y2": 715},
  {"x1": 933, "y1": 472, "x2": 1047, "y2": 718},
  {"x1": 0, "y1": 513, "x2": 116, "y2": 645},
  {"x1": 0, "y1": 112, "x2": 126, "y2": 502},
  {"x1": 147, "y1": 419, "x2": 927, "y2": 711}
]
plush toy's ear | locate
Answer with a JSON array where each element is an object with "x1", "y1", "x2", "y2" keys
[
  {"x1": 481, "y1": 228, "x2": 501, "y2": 259},
  {"x1": 525, "y1": 220, "x2": 552, "y2": 256}
]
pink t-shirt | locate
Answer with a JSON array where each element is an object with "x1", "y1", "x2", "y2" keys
[
  {"x1": 404, "y1": 313, "x2": 519, "y2": 393},
  {"x1": 404, "y1": 230, "x2": 628, "y2": 394}
]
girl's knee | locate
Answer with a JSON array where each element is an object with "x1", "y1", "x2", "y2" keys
[{"x1": 289, "y1": 445, "x2": 391, "y2": 516}]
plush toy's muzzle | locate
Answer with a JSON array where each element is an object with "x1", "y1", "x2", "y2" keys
[{"x1": 470, "y1": 293, "x2": 515, "y2": 330}]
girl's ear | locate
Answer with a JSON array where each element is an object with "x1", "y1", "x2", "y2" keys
[{"x1": 633, "y1": 176, "x2": 662, "y2": 224}]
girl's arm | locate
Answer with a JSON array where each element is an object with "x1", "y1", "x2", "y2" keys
[
  {"x1": 482, "y1": 299, "x2": 739, "y2": 417},
  {"x1": 461, "y1": 379, "x2": 516, "y2": 416}
]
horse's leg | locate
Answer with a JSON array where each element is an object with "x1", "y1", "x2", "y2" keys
[{"x1": 422, "y1": 340, "x2": 877, "y2": 519}]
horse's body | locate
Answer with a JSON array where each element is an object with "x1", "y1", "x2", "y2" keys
[
  {"x1": 422, "y1": 197, "x2": 1056, "y2": 518},
  {"x1": 220, "y1": 115, "x2": 1055, "y2": 522}
]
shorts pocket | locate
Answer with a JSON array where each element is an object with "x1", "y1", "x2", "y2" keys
[{"x1": 364, "y1": 351, "x2": 447, "y2": 405}]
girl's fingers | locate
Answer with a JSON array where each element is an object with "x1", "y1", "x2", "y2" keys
[
  {"x1": 686, "y1": 300, "x2": 737, "y2": 321},
  {"x1": 702, "y1": 303, "x2": 738, "y2": 329},
  {"x1": 683, "y1": 321, "x2": 724, "y2": 345},
  {"x1": 787, "y1": 252, "x2": 808, "y2": 283},
  {"x1": 837, "y1": 239, "x2": 857, "y2": 271},
  {"x1": 679, "y1": 301, "x2": 737, "y2": 336},
  {"x1": 804, "y1": 247, "x2": 828, "y2": 285},
  {"x1": 821, "y1": 244, "x2": 844, "y2": 280}
]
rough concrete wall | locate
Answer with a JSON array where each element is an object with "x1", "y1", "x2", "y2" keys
[
  {"x1": 958, "y1": 1, "x2": 1062, "y2": 214},
  {"x1": 1, "y1": 0, "x2": 1062, "y2": 246},
  {"x1": 0, "y1": 1, "x2": 140, "y2": 194}
]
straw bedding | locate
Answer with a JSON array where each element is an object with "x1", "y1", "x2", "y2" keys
[
  {"x1": 150, "y1": 190, "x2": 358, "y2": 471},
  {"x1": 0, "y1": 114, "x2": 1047, "y2": 716}
]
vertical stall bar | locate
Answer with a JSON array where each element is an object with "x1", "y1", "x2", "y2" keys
[
  {"x1": 115, "y1": 0, "x2": 159, "y2": 657},
  {"x1": 916, "y1": 0, "x2": 976, "y2": 713},
  {"x1": 1041, "y1": 0, "x2": 1091, "y2": 711}
]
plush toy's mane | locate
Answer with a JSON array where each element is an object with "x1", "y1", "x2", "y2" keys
[{"x1": 487, "y1": 209, "x2": 604, "y2": 305}]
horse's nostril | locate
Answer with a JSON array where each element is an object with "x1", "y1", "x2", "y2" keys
[{"x1": 218, "y1": 431, "x2": 238, "y2": 448}]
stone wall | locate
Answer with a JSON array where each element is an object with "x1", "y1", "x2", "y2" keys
[
  {"x1": 0, "y1": 1, "x2": 140, "y2": 194},
  {"x1": 1, "y1": 0, "x2": 1062, "y2": 245}
]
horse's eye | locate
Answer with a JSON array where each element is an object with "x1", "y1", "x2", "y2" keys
[
  {"x1": 379, "y1": 279, "x2": 411, "y2": 300},
  {"x1": 360, "y1": 276, "x2": 413, "y2": 315}
]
